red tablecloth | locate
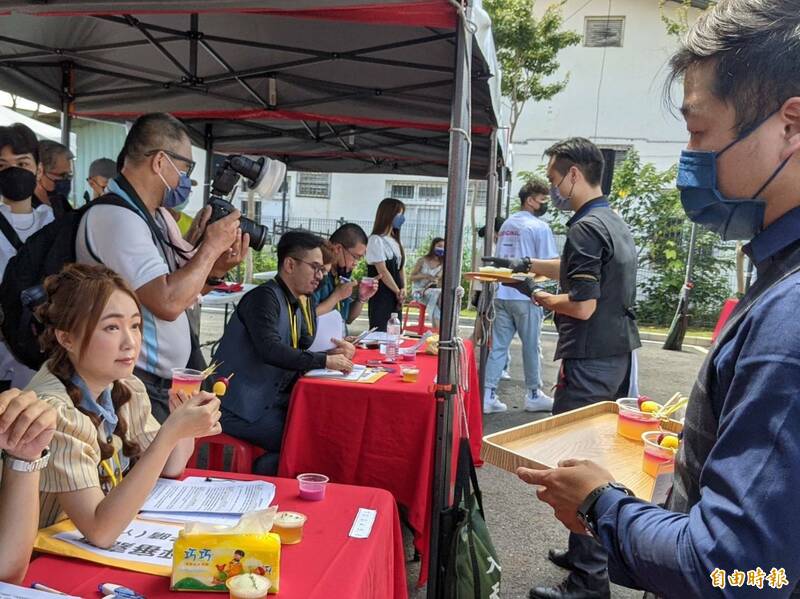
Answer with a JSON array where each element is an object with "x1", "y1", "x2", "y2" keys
[
  {"x1": 278, "y1": 340, "x2": 482, "y2": 585},
  {"x1": 23, "y1": 469, "x2": 408, "y2": 599}
]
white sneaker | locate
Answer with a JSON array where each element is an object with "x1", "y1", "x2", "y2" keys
[
  {"x1": 500, "y1": 370, "x2": 511, "y2": 380},
  {"x1": 524, "y1": 390, "x2": 553, "y2": 413},
  {"x1": 483, "y1": 389, "x2": 508, "y2": 414}
]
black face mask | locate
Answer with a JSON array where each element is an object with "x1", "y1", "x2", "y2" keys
[
  {"x1": 0, "y1": 167, "x2": 37, "y2": 202},
  {"x1": 533, "y1": 203, "x2": 549, "y2": 218}
]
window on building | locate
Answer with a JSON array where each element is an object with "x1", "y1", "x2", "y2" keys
[
  {"x1": 241, "y1": 198, "x2": 263, "y2": 223},
  {"x1": 418, "y1": 184, "x2": 445, "y2": 201},
  {"x1": 468, "y1": 180, "x2": 488, "y2": 206},
  {"x1": 296, "y1": 172, "x2": 331, "y2": 198},
  {"x1": 390, "y1": 184, "x2": 415, "y2": 200},
  {"x1": 599, "y1": 145, "x2": 632, "y2": 168},
  {"x1": 584, "y1": 17, "x2": 625, "y2": 48}
]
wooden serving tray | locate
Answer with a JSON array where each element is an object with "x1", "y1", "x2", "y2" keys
[
  {"x1": 481, "y1": 401, "x2": 683, "y2": 499},
  {"x1": 464, "y1": 272, "x2": 549, "y2": 284}
]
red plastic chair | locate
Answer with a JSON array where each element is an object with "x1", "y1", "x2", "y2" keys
[
  {"x1": 188, "y1": 433, "x2": 266, "y2": 474},
  {"x1": 712, "y1": 298, "x2": 739, "y2": 343},
  {"x1": 403, "y1": 300, "x2": 430, "y2": 336}
]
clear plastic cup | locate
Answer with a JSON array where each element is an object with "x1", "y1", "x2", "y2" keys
[
  {"x1": 399, "y1": 347, "x2": 416, "y2": 362},
  {"x1": 297, "y1": 473, "x2": 329, "y2": 501},
  {"x1": 226, "y1": 573, "x2": 271, "y2": 599},
  {"x1": 401, "y1": 367, "x2": 419, "y2": 383},
  {"x1": 359, "y1": 277, "x2": 375, "y2": 297},
  {"x1": 171, "y1": 368, "x2": 205, "y2": 396},
  {"x1": 272, "y1": 511, "x2": 307, "y2": 545},
  {"x1": 616, "y1": 398, "x2": 660, "y2": 442},
  {"x1": 641, "y1": 431, "x2": 677, "y2": 477}
]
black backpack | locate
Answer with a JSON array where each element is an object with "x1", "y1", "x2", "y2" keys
[{"x1": 0, "y1": 194, "x2": 136, "y2": 370}]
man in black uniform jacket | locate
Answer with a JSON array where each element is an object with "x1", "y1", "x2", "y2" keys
[{"x1": 485, "y1": 137, "x2": 641, "y2": 599}]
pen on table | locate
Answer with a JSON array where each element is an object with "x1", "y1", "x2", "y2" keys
[
  {"x1": 32, "y1": 583, "x2": 68, "y2": 595},
  {"x1": 99, "y1": 582, "x2": 146, "y2": 599}
]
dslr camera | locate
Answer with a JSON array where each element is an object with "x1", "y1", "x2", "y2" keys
[{"x1": 207, "y1": 155, "x2": 286, "y2": 252}]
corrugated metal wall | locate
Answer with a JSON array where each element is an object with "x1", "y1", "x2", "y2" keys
[{"x1": 72, "y1": 118, "x2": 127, "y2": 207}]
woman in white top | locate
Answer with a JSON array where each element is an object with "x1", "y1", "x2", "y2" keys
[
  {"x1": 366, "y1": 198, "x2": 406, "y2": 331},
  {"x1": 0, "y1": 124, "x2": 55, "y2": 392},
  {"x1": 410, "y1": 237, "x2": 444, "y2": 330}
]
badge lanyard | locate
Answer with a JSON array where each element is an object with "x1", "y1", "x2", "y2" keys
[
  {"x1": 100, "y1": 447, "x2": 123, "y2": 488},
  {"x1": 286, "y1": 297, "x2": 299, "y2": 349},
  {"x1": 299, "y1": 297, "x2": 315, "y2": 337}
]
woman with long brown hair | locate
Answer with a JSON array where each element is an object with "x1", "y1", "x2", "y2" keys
[
  {"x1": 366, "y1": 198, "x2": 406, "y2": 331},
  {"x1": 27, "y1": 263, "x2": 221, "y2": 546}
]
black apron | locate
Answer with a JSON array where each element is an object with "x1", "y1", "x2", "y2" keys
[{"x1": 368, "y1": 252, "x2": 403, "y2": 332}]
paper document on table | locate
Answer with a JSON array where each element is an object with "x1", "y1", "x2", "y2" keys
[
  {"x1": 53, "y1": 518, "x2": 180, "y2": 571},
  {"x1": 141, "y1": 478, "x2": 275, "y2": 514},
  {"x1": 305, "y1": 364, "x2": 367, "y2": 381},
  {"x1": 308, "y1": 310, "x2": 345, "y2": 352},
  {"x1": 361, "y1": 331, "x2": 392, "y2": 343},
  {"x1": 138, "y1": 511, "x2": 242, "y2": 526},
  {"x1": 349, "y1": 508, "x2": 377, "y2": 539},
  {"x1": 0, "y1": 582, "x2": 81, "y2": 599}
]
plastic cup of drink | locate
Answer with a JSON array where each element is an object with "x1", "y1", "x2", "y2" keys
[
  {"x1": 171, "y1": 368, "x2": 205, "y2": 396},
  {"x1": 641, "y1": 431, "x2": 677, "y2": 477},
  {"x1": 359, "y1": 277, "x2": 375, "y2": 296},
  {"x1": 297, "y1": 473, "x2": 329, "y2": 501},
  {"x1": 272, "y1": 511, "x2": 307, "y2": 545},
  {"x1": 616, "y1": 398, "x2": 660, "y2": 442},
  {"x1": 226, "y1": 573, "x2": 271, "y2": 599},
  {"x1": 401, "y1": 367, "x2": 419, "y2": 383},
  {"x1": 399, "y1": 347, "x2": 416, "y2": 362}
]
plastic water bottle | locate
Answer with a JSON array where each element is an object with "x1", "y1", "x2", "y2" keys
[{"x1": 386, "y1": 313, "x2": 401, "y2": 362}]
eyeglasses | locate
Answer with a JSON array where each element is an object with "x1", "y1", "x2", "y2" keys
[
  {"x1": 44, "y1": 171, "x2": 73, "y2": 182},
  {"x1": 291, "y1": 257, "x2": 326, "y2": 276},
  {"x1": 344, "y1": 247, "x2": 365, "y2": 263},
  {"x1": 145, "y1": 149, "x2": 196, "y2": 177}
]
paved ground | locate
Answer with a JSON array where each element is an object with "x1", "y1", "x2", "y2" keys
[{"x1": 199, "y1": 307, "x2": 705, "y2": 599}]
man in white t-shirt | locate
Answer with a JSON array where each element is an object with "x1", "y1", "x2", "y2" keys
[
  {"x1": 0, "y1": 124, "x2": 55, "y2": 391},
  {"x1": 483, "y1": 179, "x2": 559, "y2": 414},
  {"x1": 75, "y1": 113, "x2": 246, "y2": 422}
]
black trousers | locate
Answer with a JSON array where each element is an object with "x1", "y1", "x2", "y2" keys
[
  {"x1": 219, "y1": 405, "x2": 288, "y2": 476},
  {"x1": 552, "y1": 353, "x2": 632, "y2": 594}
]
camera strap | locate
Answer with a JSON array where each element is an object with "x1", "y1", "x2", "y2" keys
[{"x1": 112, "y1": 175, "x2": 194, "y2": 269}]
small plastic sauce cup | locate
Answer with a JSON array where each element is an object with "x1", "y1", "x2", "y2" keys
[
  {"x1": 297, "y1": 473, "x2": 329, "y2": 501},
  {"x1": 226, "y1": 573, "x2": 271, "y2": 599},
  {"x1": 401, "y1": 367, "x2": 419, "y2": 383},
  {"x1": 272, "y1": 511, "x2": 307, "y2": 544}
]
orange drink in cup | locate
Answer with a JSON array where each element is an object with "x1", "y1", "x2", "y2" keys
[
  {"x1": 401, "y1": 367, "x2": 419, "y2": 383},
  {"x1": 616, "y1": 398, "x2": 661, "y2": 442},
  {"x1": 641, "y1": 431, "x2": 679, "y2": 477},
  {"x1": 171, "y1": 368, "x2": 205, "y2": 396}
]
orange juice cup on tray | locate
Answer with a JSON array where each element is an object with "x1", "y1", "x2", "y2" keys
[
  {"x1": 641, "y1": 431, "x2": 679, "y2": 477},
  {"x1": 616, "y1": 398, "x2": 661, "y2": 442},
  {"x1": 171, "y1": 368, "x2": 205, "y2": 396}
]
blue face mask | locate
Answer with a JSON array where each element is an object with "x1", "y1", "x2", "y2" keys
[
  {"x1": 434, "y1": 247, "x2": 445, "y2": 257},
  {"x1": 549, "y1": 173, "x2": 573, "y2": 211},
  {"x1": 392, "y1": 214, "x2": 406, "y2": 229},
  {"x1": 159, "y1": 156, "x2": 192, "y2": 210},
  {"x1": 52, "y1": 178, "x2": 72, "y2": 199},
  {"x1": 677, "y1": 116, "x2": 791, "y2": 241}
]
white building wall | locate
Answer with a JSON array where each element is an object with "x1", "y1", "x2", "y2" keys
[{"x1": 512, "y1": 0, "x2": 704, "y2": 177}]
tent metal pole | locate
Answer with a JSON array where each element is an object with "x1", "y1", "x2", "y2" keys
[
  {"x1": 203, "y1": 123, "x2": 214, "y2": 205},
  {"x1": 427, "y1": 5, "x2": 473, "y2": 597},
  {"x1": 59, "y1": 61, "x2": 72, "y2": 148},
  {"x1": 280, "y1": 173, "x2": 289, "y2": 234},
  {"x1": 478, "y1": 129, "x2": 498, "y2": 400}
]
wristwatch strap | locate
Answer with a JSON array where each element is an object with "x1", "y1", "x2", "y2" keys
[
  {"x1": 577, "y1": 482, "x2": 635, "y2": 537},
  {"x1": 2, "y1": 447, "x2": 50, "y2": 473},
  {"x1": 206, "y1": 276, "x2": 225, "y2": 286}
]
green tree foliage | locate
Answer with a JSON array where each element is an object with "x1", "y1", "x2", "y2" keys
[
  {"x1": 609, "y1": 151, "x2": 731, "y2": 326},
  {"x1": 484, "y1": 0, "x2": 581, "y2": 138},
  {"x1": 518, "y1": 154, "x2": 732, "y2": 326},
  {"x1": 659, "y1": 0, "x2": 716, "y2": 38}
]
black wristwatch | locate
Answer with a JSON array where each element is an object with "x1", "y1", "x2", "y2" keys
[
  {"x1": 576, "y1": 482, "x2": 635, "y2": 538},
  {"x1": 206, "y1": 276, "x2": 225, "y2": 286}
]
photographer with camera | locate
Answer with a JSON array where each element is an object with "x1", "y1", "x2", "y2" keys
[{"x1": 76, "y1": 113, "x2": 247, "y2": 423}]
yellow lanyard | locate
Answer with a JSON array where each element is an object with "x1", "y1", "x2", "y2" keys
[
  {"x1": 100, "y1": 447, "x2": 123, "y2": 488},
  {"x1": 333, "y1": 274, "x2": 342, "y2": 313},
  {"x1": 286, "y1": 297, "x2": 299, "y2": 349},
  {"x1": 299, "y1": 297, "x2": 314, "y2": 337}
]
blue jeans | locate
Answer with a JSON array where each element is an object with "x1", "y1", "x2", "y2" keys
[{"x1": 485, "y1": 299, "x2": 544, "y2": 392}]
